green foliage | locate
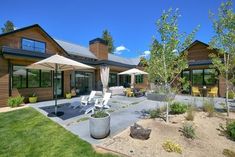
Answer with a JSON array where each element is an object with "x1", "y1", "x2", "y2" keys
[
  {"x1": 145, "y1": 8, "x2": 199, "y2": 87},
  {"x1": 228, "y1": 91, "x2": 235, "y2": 99},
  {"x1": 185, "y1": 105, "x2": 195, "y2": 121},
  {"x1": 170, "y1": 102, "x2": 187, "y2": 114},
  {"x1": 223, "y1": 149, "x2": 235, "y2": 157},
  {"x1": 226, "y1": 121, "x2": 235, "y2": 141},
  {"x1": 181, "y1": 122, "x2": 196, "y2": 139},
  {"x1": 102, "y1": 29, "x2": 115, "y2": 53},
  {"x1": 7, "y1": 96, "x2": 24, "y2": 108},
  {"x1": 162, "y1": 140, "x2": 182, "y2": 154},
  {"x1": 1, "y1": 20, "x2": 15, "y2": 33},
  {"x1": 91, "y1": 110, "x2": 109, "y2": 118},
  {"x1": 203, "y1": 100, "x2": 215, "y2": 117},
  {"x1": 0, "y1": 108, "x2": 116, "y2": 157},
  {"x1": 209, "y1": 0, "x2": 235, "y2": 116},
  {"x1": 149, "y1": 108, "x2": 161, "y2": 118}
]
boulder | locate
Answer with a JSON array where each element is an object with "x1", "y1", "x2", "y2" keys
[{"x1": 130, "y1": 123, "x2": 151, "y2": 140}]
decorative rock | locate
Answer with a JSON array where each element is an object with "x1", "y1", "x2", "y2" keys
[{"x1": 130, "y1": 123, "x2": 151, "y2": 140}]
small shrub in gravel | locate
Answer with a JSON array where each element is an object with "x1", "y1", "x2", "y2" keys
[
  {"x1": 180, "y1": 122, "x2": 196, "y2": 139},
  {"x1": 162, "y1": 140, "x2": 182, "y2": 154},
  {"x1": 226, "y1": 121, "x2": 235, "y2": 141},
  {"x1": 185, "y1": 105, "x2": 195, "y2": 121},
  {"x1": 202, "y1": 100, "x2": 215, "y2": 117},
  {"x1": 170, "y1": 102, "x2": 187, "y2": 114}
]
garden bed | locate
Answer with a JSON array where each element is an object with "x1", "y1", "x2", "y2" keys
[{"x1": 99, "y1": 111, "x2": 235, "y2": 157}]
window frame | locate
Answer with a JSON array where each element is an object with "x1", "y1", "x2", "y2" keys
[
  {"x1": 135, "y1": 75, "x2": 144, "y2": 84},
  {"x1": 21, "y1": 37, "x2": 46, "y2": 53},
  {"x1": 12, "y1": 64, "x2": 52, "y2": 89}
]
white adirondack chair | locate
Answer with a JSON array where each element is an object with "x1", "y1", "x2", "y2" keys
[{"x1": 81, "y1": 91, "x2": 96, "y2": 106}]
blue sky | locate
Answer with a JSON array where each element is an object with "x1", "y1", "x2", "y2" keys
[{"x1": 1, "y1": 0, "x2": 234, "y2": 58}]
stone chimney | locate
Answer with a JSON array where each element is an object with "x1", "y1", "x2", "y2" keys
[{"x1": 89, "y1": 38, "x2": 108, "y2": 60}]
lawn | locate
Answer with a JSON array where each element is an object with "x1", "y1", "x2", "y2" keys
[{"x1": 0, "y1": 107, "x2": 116, "y2": 157}]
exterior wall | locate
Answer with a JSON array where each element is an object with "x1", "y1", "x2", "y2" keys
[
  {"x1": 0, "y1": 57, "x2": 9, "y2": 107},
  {"x1": 0, "y1": 27, "x2": 67, "y2": 107},
  {"x1": 0, "y1": 27, "x2": 63, "y2": 55},
  {"x1": 187, "y1": 43, "x2": 217, "y2": 61},
  {"x1": 186, "y1": 42, "x2": 225, "y2": 97},
  {"x1": 135, "y1": 75, "x2": 148, "y2": 89}
]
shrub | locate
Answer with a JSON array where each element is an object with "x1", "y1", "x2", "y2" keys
[
  {"x1": 228, "y1": 91, "x2": 235, "y2": 99},
  {"x1": 180, "y1": 122, "x2": 196, "y2": 139},
  {"x1": 223, "y1": 149, "x2": 235, "y2": 157},
  {"x1": 91, "y1": 110, "x2": 109, "y2": 118},
  {"x1": 202, "y1": 100, "x2": 215, "y2": 117},
  {"x1": 7, "y1": 96, "x2": 24, "y2": 108},
  {"x1": 185, "y1": 105, "x2": 195, "y2": 121},
  {"x1": 149, "y1": 108, "x2": 161, "y2": 118},
  {"x1": 170, "y1": 102, "x2": 187, "y2": 114},
  {"x1": 226, "y1": 121, "x2": 235, "y2": 141},
  {"x1": 162, "y1": 140, "x2": 182, "y2": 154}
]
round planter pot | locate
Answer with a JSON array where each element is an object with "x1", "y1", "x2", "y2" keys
[
  {"x1": 29, "y1": 97, "x2": 37, "y2": 103},
  {"x1": 147, "y1": 93, "x2": 175, "y2": 102},
  {"x1": 89, "y1": 113, "x2": 110, "y2": 139}
]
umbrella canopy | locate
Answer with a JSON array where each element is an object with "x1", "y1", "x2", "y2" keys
[
  {"x1": 27, "y1": 54, "x2": 93, "y2": 71},
  {"x1": 118, "y1": 68, "x2": 148, "y2": 75},
  {"x1": 27, "y1": 54, "x2": 94, "y2": 116},
  {"x1": 118, "y1": 68, "x2": 148, "y2": 88}
]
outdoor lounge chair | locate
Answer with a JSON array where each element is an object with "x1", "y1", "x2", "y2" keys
[
  {"x1": 208, "y1": 87, "x2": 218, "y2": 97},
  {"x1": 85, "y1": 92, "x2": 112, "y2": 114},
  {"x1": 192, "y1": 86, "x2": 201, "y2": 97},
  {"x1": 95, "y1": 92, "x2": 112, "y2": 109},
  {"x1": 81, "y1": 91, "x2": 96, "y2": 106}
]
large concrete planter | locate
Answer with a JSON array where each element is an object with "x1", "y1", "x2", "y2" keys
[
  {"x1": 147, "y1": 92, "x2": 175, "y2": 102},
  {"x1": 89, "y1": 113, "x2": 110, "y2": 139}
]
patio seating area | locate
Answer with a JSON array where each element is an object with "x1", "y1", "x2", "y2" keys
[{"x1": 29, "y1": 94, "x2": 235, "y2": 144}]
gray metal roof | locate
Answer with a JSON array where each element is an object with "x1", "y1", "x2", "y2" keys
[
  {"x1": 55, "y1": 39, "x2": 140, "y2": 66},
  {"x1": 108, "y1": 53, "x2": 140, "y2": 65},
  {"x1": 55, "y1": 39, "x2": 97, "y2": 59}
]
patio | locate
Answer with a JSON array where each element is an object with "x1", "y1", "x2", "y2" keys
[{"x1": 29, "y1": 94, "x2": 235, "y2": 145}]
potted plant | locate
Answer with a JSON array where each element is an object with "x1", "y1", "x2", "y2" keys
[
  {"x1": 65, "y1": 92, "x2": 72, "y2": 99},
  {"x1": 29, "y1": 93, "x2": 37, "y2": 103},
  {"x1": 89, "y1": 109, "x2": 110, "y2": 139}
]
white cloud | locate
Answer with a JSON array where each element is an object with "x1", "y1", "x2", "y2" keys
[
  {"x1": 114, "y1": 45, "x2": 129, "y2": 55},
  {"x1": 140, "y1": 50, "x2": 150, "y2": 57}
]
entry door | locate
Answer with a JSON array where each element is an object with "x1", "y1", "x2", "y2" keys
[{"x1": 54, "y1": 71, "x2": 63, "y2": 97}]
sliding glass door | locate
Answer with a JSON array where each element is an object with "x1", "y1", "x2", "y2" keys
[
  {"x1": 71, "y1": 71, "x2": 94, "y2": 95},
  {"x1": 54, "y1": 71, "x2": 63, "y2": 97}
]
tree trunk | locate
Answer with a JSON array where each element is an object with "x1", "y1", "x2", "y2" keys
[{"x1": 225, "y1": 54, "x2": 230, "y2": 117}]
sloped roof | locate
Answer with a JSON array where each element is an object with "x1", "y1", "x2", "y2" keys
[
  {"x1": 108, "y1": 53, "x2": 140, "y2": 65},
  {"x1": 55, "y1": 39, "x2": 97, "y2": 59},
  {"x1": 56, "y1": 39, "x2": 140, "y2": 66}
]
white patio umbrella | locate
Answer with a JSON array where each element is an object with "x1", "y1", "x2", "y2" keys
[
  {"x1": 118, "y1": 68, "x2": 148, "y2": 88},
  {"x1": 27, "y1": 54, "x2": 94, "y2": 116}
]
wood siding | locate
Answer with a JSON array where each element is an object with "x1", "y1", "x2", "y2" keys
[
  {"x1": 0, "y1": 58, "x2": 9, "y2": 107},
  {"x1": 0, "y1": 27, "x2": 67, "y2": 107},
  {"x1": 0, "y1": 27, "x2": 64, "y2": 55}
]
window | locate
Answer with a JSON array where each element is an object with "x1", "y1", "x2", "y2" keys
[
  {"x1": 12, "y1": 66, "x2": 27, "y2": 88},
  {"x1": 192, "y1": 70, "x2": 203, "y2": 85},
  {"x1": 28, "y1": 69, "x2": 40, "y2": 87},
  {"x1": 135, "y1": 75, "x2": 144, "y2": 84},
  {"x1": 22, "y1": 38, "x2": 46, "y2": 53},
  {"x1": 12, "y1": 65, "x2": 52, "y2": 88},
  {"x1": 41, "y1": 70, "x2": 52, "y2": 87},
  {"x1": 109, "y1": 73, "x2": 117, "y2": 87},
  {"x1": 204, "y1": 69, "x2": 218, "y2": 85}
]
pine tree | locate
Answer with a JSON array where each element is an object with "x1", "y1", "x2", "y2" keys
[
  {"x1": 1, "y1": 20, "x2": 15, "y2": 33},
  {"x1": 102, "y1": 29, "x2": 115, "y2": 53}
]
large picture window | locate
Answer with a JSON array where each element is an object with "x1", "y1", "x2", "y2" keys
[
  {"x1": 13, "y1": 66, "x2": 27, "y2": 88},
  {"x1": 22, "y1": 38, "x2": 46, "y2": 53},
  {"x1": 192, "y1": 70, "x2": 203, "y2": 85},
  {"x1": 109, "y1": 73, "x2": 117, "y2": 87},
  {"x1": 41, "y1": 70, "x2": 52, "y2": 87},
  {"x1": 12, "y1": 65, "x2": 52, "y2": 88},
  {"x1": 135, "y1": 75, "x2": 144, "y2": 84},
  {"x1": 192, "y1": 69, "x2": 218, "y2": 86},
  {"x1": 28, "y1": 69, "x2": 40, "y2": 87}
]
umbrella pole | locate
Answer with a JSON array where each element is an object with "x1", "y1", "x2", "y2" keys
[{"x1": 55, "y1": 64, "x2": 58, "y2": 115}]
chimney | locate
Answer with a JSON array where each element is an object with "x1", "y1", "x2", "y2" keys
[{"x1": 89, "y1": 38, "x2": 108, "y2": 60}]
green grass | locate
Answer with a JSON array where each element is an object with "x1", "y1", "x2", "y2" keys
[{"x1": 0, "y1": 108, "x2": 117, "y2": 157}]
